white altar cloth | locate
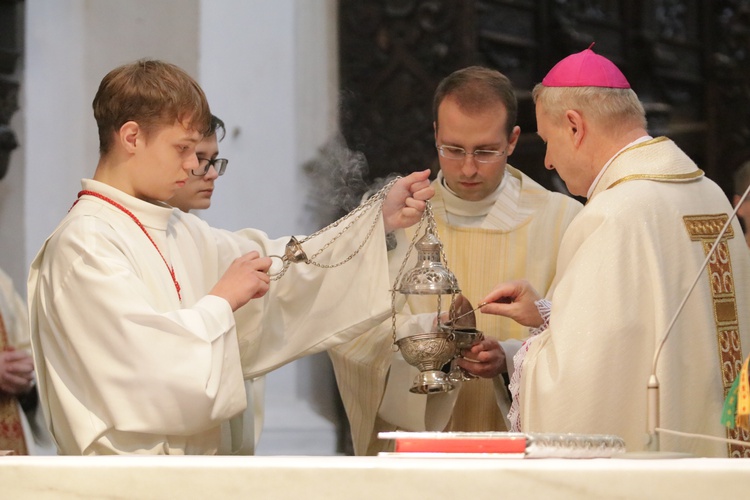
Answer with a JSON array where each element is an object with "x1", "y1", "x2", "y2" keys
[{"x1": 1, "y1": 455, "x2": 749, "y2": 499}]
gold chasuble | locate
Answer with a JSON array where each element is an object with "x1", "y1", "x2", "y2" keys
[
  {"x1": 0, "y1": 311, "x2": 28, "y2": 455},
  {"x1": 331, "y1": 166, "x2": 582, "y2": 455}
]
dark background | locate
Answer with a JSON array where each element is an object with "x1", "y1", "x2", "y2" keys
[{"x1": 337, "y1": 0, "x2": 750, "y2": 203}]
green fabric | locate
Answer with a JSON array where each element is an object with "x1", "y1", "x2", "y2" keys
[{"x1": 722, "y1": 372, "x2": 741, "y2": 429}]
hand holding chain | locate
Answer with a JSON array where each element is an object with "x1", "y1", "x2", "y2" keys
[{"x1": 268, "y1": 177, "x2": 400, "y2": 281}]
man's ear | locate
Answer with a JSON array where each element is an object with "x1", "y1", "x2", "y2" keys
[
  {"x1": 506, "y1": 125, "x2": 521, "y2": 156},
  {"x1": 565, "y1": 110, "x2": 585, "y2": 147},
  {"x1": 119, "y1": 121, "x2": 140, "y2": 153}
]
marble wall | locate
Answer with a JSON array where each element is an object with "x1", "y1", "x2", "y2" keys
[{"x1": 12, "y1": 0, "x2": 341, "y2": 455}]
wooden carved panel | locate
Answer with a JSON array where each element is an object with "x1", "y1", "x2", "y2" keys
[
  {"x1": 0, "y1": 0, "x2": 22, "y2": 181},
  {"x1": 339, "y1": 0, "x2": 476, "y2": 192},
  {"x1": 338, "y1": 0, "x2": 750, "y2": 200},
  {"x1": 708, "y1": 0, "x2": 750, "y2": 193}
]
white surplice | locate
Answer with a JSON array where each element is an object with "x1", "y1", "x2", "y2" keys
[{"x1": 28, "y1": 179, "x2": 391, "y2": 455}]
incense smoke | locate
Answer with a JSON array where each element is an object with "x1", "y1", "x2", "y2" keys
[{"x1": 303, "y1": 132, "x2": 399, "y2": 230}]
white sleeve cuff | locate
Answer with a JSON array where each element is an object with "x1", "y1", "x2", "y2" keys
[{"x1": 528, "y1": 298, "x2": 551, "y2": 337}]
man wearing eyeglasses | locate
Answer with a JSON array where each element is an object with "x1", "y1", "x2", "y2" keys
[
  {"x1": 331, "y1": 66, "x2": 583, "y2": 455},
  {"x1": 168, "y1": 114, "x2": 228, "y2": 213}
]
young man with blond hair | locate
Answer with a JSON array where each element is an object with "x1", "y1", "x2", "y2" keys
[{"x1": 28, "y1": 59, "x2": 433, "y2": 455}]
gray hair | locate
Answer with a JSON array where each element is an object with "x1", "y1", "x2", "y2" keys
[{"x1": 532, "y1": 84, "x2": 647, "y2": 132}]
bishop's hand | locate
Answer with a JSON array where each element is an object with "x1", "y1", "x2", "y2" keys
[{"x1": 480, "y1": 279, "x2": 543, "y2": 328}]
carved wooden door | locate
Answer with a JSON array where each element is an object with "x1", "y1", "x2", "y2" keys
[{"x1": 338, "y1": 0, "x2": 750, "y2": 198}]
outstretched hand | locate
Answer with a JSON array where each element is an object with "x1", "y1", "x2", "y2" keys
[
  {"x1": 381, "y1": 169, "x2": 434, "y2": 233},
  {"x1": 480, "y1": 279, "x2": 544, "y2": 328}
]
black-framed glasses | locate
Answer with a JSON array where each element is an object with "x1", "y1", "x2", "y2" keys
[
  {"x1": 192, "y1": 158, "x2": 228, "y2": 176},
  {"x1": 436, "y1": 144, "x2": 507, "y2": 164}
]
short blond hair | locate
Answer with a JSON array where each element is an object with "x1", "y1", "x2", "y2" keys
[{"x1": 93, "y1": 59, "x2": 212, "y2": 155}]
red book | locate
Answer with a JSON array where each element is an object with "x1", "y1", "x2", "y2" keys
[
  {"x1": 378, "y1": 431, "x2": 626, "y2": 458},
  {"x1": 379, "y1": 432, "x2": 527, "y2": 454}
]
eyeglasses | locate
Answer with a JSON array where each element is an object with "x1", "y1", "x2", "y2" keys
[
  {"x1": 436, "y1": 144, "x2": 507, "y2": 164},
  {"x1": 192, "y1": 158, "x2": 228, "y2": 176}
]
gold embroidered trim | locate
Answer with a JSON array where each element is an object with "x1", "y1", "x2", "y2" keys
[
  {"x1": 601, "y1": 137, "x2": 670, "y2": 172},
  {"x1": 683, "y1": 214, "x2": 735, "y2": 241},
  {"x1": 683, "y1": 214, "x2": 750, "y2": 457},
  {"x1": 592, "y1": 137, "x2": 698, "y2": 196},
  {"x1": 607, "y1": 169, "x2": 704, "y2": 191}
]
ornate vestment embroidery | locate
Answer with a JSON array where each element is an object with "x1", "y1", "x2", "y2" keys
[
  {"x1": 0, "y1": 312, "x2": 28, "y2": 455},
  {"x1": 684, "y1": 214, "x2": 750, "y2": 457}
]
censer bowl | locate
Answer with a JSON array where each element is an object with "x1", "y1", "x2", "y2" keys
[
  {"x1": 396, "y1": 331, "x2": 456, "y2": 394},
  {"x1": 445, "y1": 327, "x2": 484, "y2": 383},
  {"x1": 451, "y1": 327, "x2": 484, "y2": 351}
]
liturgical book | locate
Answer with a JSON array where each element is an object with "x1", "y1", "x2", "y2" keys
[{"x1": 377, "y1": 431, "x2": 626, "y2": 458}]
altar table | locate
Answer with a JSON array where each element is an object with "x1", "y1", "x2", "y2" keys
[{"x1": 1, "y1": 455, "x2": 749, "y2": 499}]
